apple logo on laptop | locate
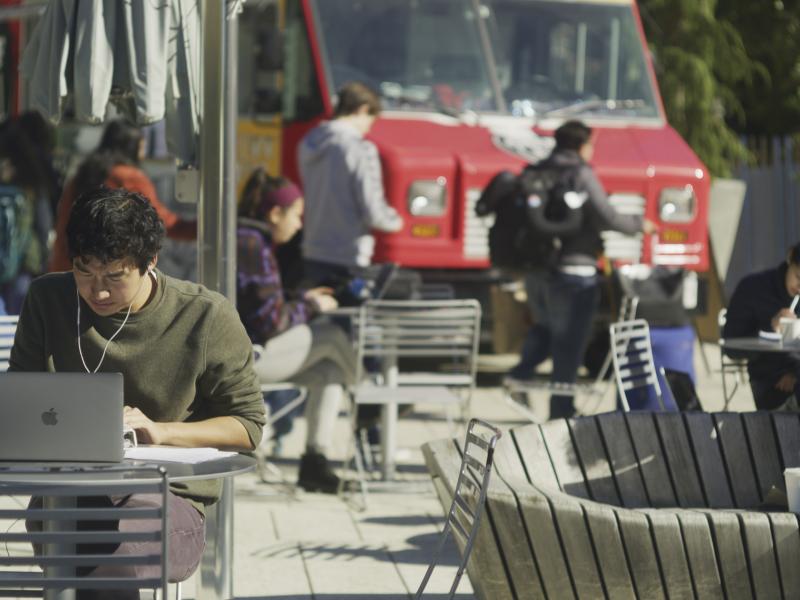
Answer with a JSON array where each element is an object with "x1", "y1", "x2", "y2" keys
[{"x1": 41, "y1": 408, "x2": 58, "y2": 426}]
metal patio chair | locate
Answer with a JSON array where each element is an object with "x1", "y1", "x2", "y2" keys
[
  {"x1": 0, "y1": 314, "x2": 18, "y2": 371},
  {"x1": 609, "y1": 318, "x2": 665, "y2": 412},
  {"x1": 0, "y1": 464, "x2": 174, "y2": 599},
  {"x1": 415, "y1": 418, "x2": 501, "y2": 599},
  {"x1": 251, "y1": 344, "x2": 308, "y2": 490},
  {"x1": 345, "y1": 299, "x2": 481, "y2": 504}
]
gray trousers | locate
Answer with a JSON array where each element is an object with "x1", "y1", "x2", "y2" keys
[
  {"x1": 27, "y1": 492, "x2": 205, "y2": 599},
  {"x1": 253, "y1": 319, "x2": 357, "y2": 454}
]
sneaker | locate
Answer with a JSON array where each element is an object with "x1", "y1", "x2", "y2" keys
[
  {"x1": 502, "y1": 374, "x2": 536, "y2": 390},
  {"x1": 297, "y1": 452, "x2": 341, "y2": 494}
]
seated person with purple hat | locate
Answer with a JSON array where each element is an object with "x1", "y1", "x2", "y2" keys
[{"x1": 236, "y1": 168, "x2": 357, "y2": 493}]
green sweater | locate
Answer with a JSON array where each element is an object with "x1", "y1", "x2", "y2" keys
[{"x1": 9, "y1": 271, "x2": 266, "y2": 514}]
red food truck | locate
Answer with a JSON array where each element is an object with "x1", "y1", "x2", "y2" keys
[{"x1": 237, "y1": 0, "x2": 708, "y2": 306}]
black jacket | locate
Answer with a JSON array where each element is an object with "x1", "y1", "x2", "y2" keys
[
  {"x1": 723, "y1": 261, "x2": 800, "y2": 386},
  {"x1": 541, "y1": 149, "x2": 643, "y2": 268}
]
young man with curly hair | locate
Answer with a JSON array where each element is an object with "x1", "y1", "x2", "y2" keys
[{"x1": 9, "y1": 186, "x2": 265, "y2": 598}]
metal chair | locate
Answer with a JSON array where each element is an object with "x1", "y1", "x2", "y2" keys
[
  {"x1": 346, "y1": 299, "x2": 482, "y2": 500},
  {"x1": 595, "y1": 294, "x2": 640, "y2": 386},
  {"x1": 251, "y1": 344, "x2": 307, "y2": 488},
  {"x1": 415, "y1": 418, "x2": 501, "y2": 599},
  {"x1": 0, "y1": 314, "x2": 18, "y2": 371},
  {"x1": 718, "y1": 308, "x2": 749, "y2": 408},
  {"x1": 0, "y1": 464, "x2": 171, "y2": 599},
  {"x1": 609, "y1": 318, "x2": 665, "y2": 412}
]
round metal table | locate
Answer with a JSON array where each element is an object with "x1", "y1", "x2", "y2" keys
[
  {"x1": 0, "y1": 453, "x2": 255, "y2": 600},
  {"x1": 721, "y1": 337, "x2": 800, "y2": 355}
]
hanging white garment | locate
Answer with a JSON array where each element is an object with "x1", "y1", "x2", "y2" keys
[
  {"x1": 164, "y1": 0, "x2": 201, "y2": 164},
  {"x1": 20, "y1": 0, "x2": 200, "y2": 163},
  {"x1": 19, "y1": 0, "x2": 75, "y2": 121},
  {"x1": 72, "y1": 0, "x2": 114, "y2": 124},
  {"x1": 116, "y1": 0, "x2": 169, "y2": 124}
]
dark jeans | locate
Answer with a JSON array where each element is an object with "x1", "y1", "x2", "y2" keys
[
  {"x1": 26, "y1": 492, "x2": 205, "y2": 599},
  {"x1": 750, "y1": 377, "x2": 800, "y2": 411},
  {"x1": 510, "y1": 270, "x2": 600, "y2": 418}
]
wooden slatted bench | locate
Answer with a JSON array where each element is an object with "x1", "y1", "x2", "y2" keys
[{"x1": 422, "y1": 412, "x2": 800, "y2": 599}]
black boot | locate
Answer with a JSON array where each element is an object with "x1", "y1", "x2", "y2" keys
[{"x1": 298, "y1": 452, "x2": 340, "y2": 494}]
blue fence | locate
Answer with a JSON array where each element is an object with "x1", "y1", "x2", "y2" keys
[{"x1": 726, "y1": 135, "x2": 800, "y2": 299}]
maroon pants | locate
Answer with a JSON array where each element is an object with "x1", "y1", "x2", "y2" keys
[{"x1": 27, "y1": 492, "x2": 205, "y2": 599}]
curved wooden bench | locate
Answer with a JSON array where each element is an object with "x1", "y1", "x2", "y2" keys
[{"x1": 422, "y1": 412, "x2": 800, "y2": 600}]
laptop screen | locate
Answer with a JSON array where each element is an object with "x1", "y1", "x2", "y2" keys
[{"x1": 0, "y1": 372, "x2": 124, "y2": 462}]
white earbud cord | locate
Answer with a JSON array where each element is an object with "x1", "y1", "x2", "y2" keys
[{"x1": 76, "y1": 270, "x2": 153, "y2": 373}]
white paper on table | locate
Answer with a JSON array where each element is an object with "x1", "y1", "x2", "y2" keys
[{"x1": 124, "y1": 446, "x2": 238, "y2": 464}]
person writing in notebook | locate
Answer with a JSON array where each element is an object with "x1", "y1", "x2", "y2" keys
[
  {"x1": 236, "y1": 169, "x2": 357, "y2": 493},
  {"x1": 724, "y1": 241, "x2": 800, "y2": 411},
  {"x1": 9, "y1": 186, "x2": 265, "y2": 598}
]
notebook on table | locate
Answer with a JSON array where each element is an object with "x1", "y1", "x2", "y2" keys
[{"x1": 0, "y1": 372, "x2": 124, "y2": 462}]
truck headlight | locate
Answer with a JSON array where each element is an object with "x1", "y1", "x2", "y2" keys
[
  {"x1": 407, "y1": 178, "x2": 446, "y2": 216},
  {"x1": 659, "y1": 186, "x2": 696, "y2": 223}
]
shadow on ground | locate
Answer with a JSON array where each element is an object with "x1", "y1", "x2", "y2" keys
[
  {"x1": 360, "y1": 515, "x2": 443, "y2": 527},
  {"x1": 250, "y1": 532, "x2": 460, "y2": 566}
]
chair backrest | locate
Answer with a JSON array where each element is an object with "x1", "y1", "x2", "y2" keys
[
  {"x1": 0, "y1": 314, "x2": 18, "y2": 371},
  {"x1": 593, "y1": 294, "x2": 640, "y2": 385},
  {"x1": 609, "y1": 318, "x2": 662, "y2": 412},
  {"x1": 0, "y1": 464, "x2": 170, "y2": 597},
  {"x1": 354, "y1": 299, "x2": 481, "y2": 386},
  {"x1": 416, "y1": 418, "x2": 502, "y2": 599}
]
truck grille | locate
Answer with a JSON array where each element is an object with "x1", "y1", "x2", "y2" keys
[
  {"x1": 602, "y1": 193, "x2": 645, "y2": 262},
  {"x1": 463, "y1": 188, "x2": 493, "y2": 259},
  {"x1": 461, "y1": 190, "x2": 646, "y2": 263}
]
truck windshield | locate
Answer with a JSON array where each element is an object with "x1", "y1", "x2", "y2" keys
[
  {"x1": 310, "y1": 0, "x2": 660, "y2": 120},
  {"x1": 485, "y1": 0, "x2": 660, "y2": 119},
  {"x1": 309, "y1": 0, "x2": 502, "y2": 114}
]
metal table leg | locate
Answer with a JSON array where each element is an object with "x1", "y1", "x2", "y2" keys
[
  {"x1": 380, "y1": 362, "x2": 399, "y2": 481},
  {"x1": 380, "y1": 402, "x2": 398, "y2": 480},
  {"x1": 197, "y1": 477, "x2": 234, "y2": 600},
  {"x1": 43, "y1": 496, "x2": 76, "y2": 600}
]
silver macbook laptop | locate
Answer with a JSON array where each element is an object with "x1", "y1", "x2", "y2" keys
[{"x1": 0, "y1": 372, "x2": 124, "y2": 462}]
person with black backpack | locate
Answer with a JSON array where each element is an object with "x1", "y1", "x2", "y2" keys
[{"x1": 497, "y1": 120, "x2": 657, "y2": 419}]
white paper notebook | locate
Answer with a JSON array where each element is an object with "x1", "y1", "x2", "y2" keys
[{"x1": 124, "y1": 446, "x2": 237, "y2": 464}]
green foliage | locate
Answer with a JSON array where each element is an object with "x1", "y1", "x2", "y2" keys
[
  {"x1": 716, "y1": 0, "x2": 800, "y2": 135},
  {"x1": 638, "y1": 0, "x2": 755, "y2": 176}
]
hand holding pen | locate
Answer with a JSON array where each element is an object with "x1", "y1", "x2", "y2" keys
[{"x1": 772, "y1": 294, "x2": 800, "y2": 331}]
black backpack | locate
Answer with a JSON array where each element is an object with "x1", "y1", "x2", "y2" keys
[{"x1": 476, "y1": 163, "x2": 583, "y2": 270}]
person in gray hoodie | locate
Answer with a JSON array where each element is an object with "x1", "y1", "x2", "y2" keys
[{"x1": 298, "y1": 82, "x2": 403, "y2": 288}]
